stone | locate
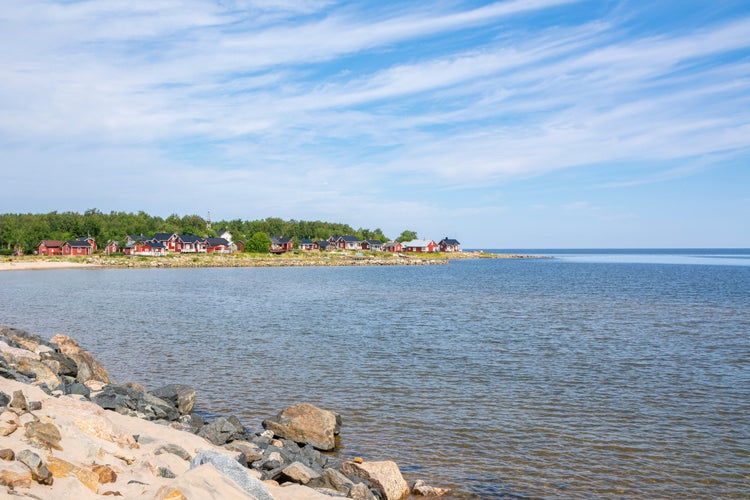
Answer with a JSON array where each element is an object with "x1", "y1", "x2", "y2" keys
[
  {"x1": 349, "y1": 482, "x2": 379, "y2": 500},
  {"x1": 262, "y1": 403, "x2": 339, "y2": 451},
  {"x1": 24, "y1": 420, "x2": 63, "y2": 450},
  {"x1": 0, "y1": 339, "x2": 40, "y2": 361},
  {"x1": 74, "y1": 466, "x2": 100, "y2": 493},
  {"x1": 0, "y1": 410, "x2": 19, "y2": 436},
  {"x1": 92, "y1": 463, "x2": 118, "y2": 484},
  {"x1": 91, "y1": 384, "x2": 137, "y2": 412},
  {"x1": 0, "y1": 391, "x2": 10, "y2": 407},
  {"x1": 412, "y1": 479, "x2": 451, "y2": 496},
  {"x1": 155, "y1": 443, "x2": 192, "y2": 461},
  {"x1": 123, "y1": 381, "x2": 148, "y2": 393},
  {"x1": 159, "y1": 488, "x2": 188, "y2": 500},
  {"x1": 28, "y1": 400, "x2": 42, "y2": 411},
  {"x1": 149, "y1": 384, "x2": 196, "y2": 415},
  {"x1": 10, "y1": 389, "x2": 28, "y2": 411},
  {"x1": 197, "y1": 416, "x2": 243, "y2": 445},
  {"x1": 189, "y1": 450, "x2": 274, "y2": 500},
  {"x1": 158, "y1": 466, "x2": 176, "y2": 479},
  {"x1": 51, "y1": 334, "x2": 111, "y2": 384},
  {"x1": 15, "y1": 357, "x2": 62, "y2": 390},
  {"x1": 0, "y1": 469, "x2": 32, "y2": 488},
  {"x1": 341, "y1": 461, "x2": 410, "y2": 500},
  {"x1": 67, "y1": 382, "x2": 91, "y2": 397},
  {"x1": 309, "y1": 467, "x2": 356, "y2": 494},
  {"x1": 281, "y1": 461, "x2": 321, "y2": 485},
  {"x1": 0, "y1": 449, "x2": 14, "y2": 461},
  {"x1": 39, "y1": 351, "x2": 78, "y2": 376},
  {"x1": 45, "y1": 456, "x2": 76, "y2": 478},
  {"x1": 224, "y1": 440, "x2": 264, "y2": 463},
  {"x1": 16, "y1": 449, "x2": 53, "y2": 485},
  {"x1": 136, "y1": 391, "x2": 180, "y2": 421}
]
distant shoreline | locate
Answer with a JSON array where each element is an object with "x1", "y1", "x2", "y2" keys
[{"x1": 0, "y1": 251, "x2": 546, "y2": 271}]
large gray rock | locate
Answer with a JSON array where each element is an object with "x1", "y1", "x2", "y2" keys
[
  {"x1": 341, "y1": 460, "x2": 410, "y2": 500},
  {"x1": 91, "y1": 384, "x2": 179, "y2": 421},
  {"x1": 50, "y1": 334, "x2": 110, "y2": 384},
  {"x1": 262, "y1": 403, "x2": 340, "y2": 451},
  {"x1": 198, "y1": 416, "x2": 244, "y2": 445},
  {"x1": 17, "y1": 449, "x2": 53, "y2": 485},
  {"x1": 149, "y1": 384, "x2": 196, "y2": 415},
  {"x1": 282, "y1": 461, "x2": 321, "y2": 484},
  {"x1": 39, "y1": 351, "x2": 78, "y2": 377},
  {"x1": 189, "y1": 450, "x2": 274, "y2": 500},
  {"x1": 309, "y1": 467, "x2": 356, "y2": 494}
]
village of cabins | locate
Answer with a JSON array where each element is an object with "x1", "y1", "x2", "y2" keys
[{"x1": 36, "y1": 232, "x2": 462, "y2": 257}]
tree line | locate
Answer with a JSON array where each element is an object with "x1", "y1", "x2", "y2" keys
[{"x1": 0, "y1": 210, "x2": 417, "y2": 254}]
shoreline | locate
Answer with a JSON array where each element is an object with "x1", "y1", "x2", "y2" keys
[
  {"x1": 0, "y1": 325, "x2": 450, "y2": 498},
  {"x1": 1, "y1": 251, "x2": 547, "y2": 272}
]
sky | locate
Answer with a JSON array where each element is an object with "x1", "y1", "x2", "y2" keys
[{"x1": 1, "y1": 0, "x2": 749, "y2": 248}]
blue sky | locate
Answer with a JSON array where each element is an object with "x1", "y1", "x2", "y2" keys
[{"x1": 1, "y1": 0, "x2": 749, "y2": 247}]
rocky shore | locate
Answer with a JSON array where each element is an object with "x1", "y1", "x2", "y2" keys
[
  {"x1": 1, "y1": 251, "x2": 548, "y2": 272},
  {"x1": 0, "y1": 326, "x2": 450, "y2": 499}
]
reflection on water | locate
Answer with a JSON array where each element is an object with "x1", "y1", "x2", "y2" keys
[{"x1": 1, "y1": 253, "x2": 749, "y2": 498}]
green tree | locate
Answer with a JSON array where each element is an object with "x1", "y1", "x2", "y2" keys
[
  {"x1": 246, "y1": 232, "x2": 271, "y2": 253},
  {"x1": 397, "y1": 230, "x2": 418, "y2": 242}
]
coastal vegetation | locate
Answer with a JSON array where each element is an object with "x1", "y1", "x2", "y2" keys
[{"x1": 0, "y1": 210, "x2": 398, "y2": 255}]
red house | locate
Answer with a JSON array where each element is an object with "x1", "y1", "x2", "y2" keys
[
  {"x1": 336, "y1": 236, "x2": 361, "y2": 250},
  {"x1": 205, "y1": 238, "x2": 230, "y2": 253},
  {"x1": 105, "y1": 241, "x2": 120, "y2": 255},
  {"x1": 438, "y1": 238, "x2": 461, "y2": 253},
  {"x1": 38, "y1": 240, "x2": 63, "y2": 256},
  {"x1": 62, "y1": 240, "x2": 94, "y2": 256},
  {"x1": 125, "y1": 241, "x2": 166, "y2": 256},
  {"x1": 270, "y1": 236, "x2": 294, "y2": 253},
  {"x1": 383, "y1": 241, "x2": 403, "y2": 253},
  {"x1": 174, "y1": 234, "x2": 206, "y2": 253},
  {"x1": 298, "y1": 239, "x2": 317, "y2": 251},
  {"x1": 402, "y1": 239, "x2": 438, "y2": 253}
]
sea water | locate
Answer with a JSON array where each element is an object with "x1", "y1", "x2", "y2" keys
[{"x1": 1, "y1": 249, "x2": 749, "y2": 498}]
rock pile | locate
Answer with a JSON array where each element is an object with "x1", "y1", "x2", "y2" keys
[{"x1": 0, "y1": 326, "x2": 449, "y2": 498}]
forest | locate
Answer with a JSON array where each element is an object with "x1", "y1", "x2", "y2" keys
[{"x1": 0, "y1": 210, "x2": 408, "y2": 254}]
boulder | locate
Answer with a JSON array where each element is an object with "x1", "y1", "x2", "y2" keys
[
  {"x1": 0, "y1": 339, "x2": 40, "y2": 361},
  {"x1": 92, "y1": 463, "x2": 118, "y2": 484},
  {"x1": 10, "y1": 389, "x2": 28, "y2": 411},
  {"x1": 0, "y1": 390, "x2": 9, "y2": 407},
  {"x1": 189, "y1": 450, "x2": 274, "y2": 500},
  {"x1": 158, "y1": 463, "x2": 258, "y2": 500},
  {"x1": 0, "y1": 449, "x2": 14, "y2": 461},
  {"x1": 39, "y1": 351, "x2": 78, "y2": 377},
  {"x1": 282, "y1": 461, "x2": 321, "y2": 485},
  {"x1": 91, "y1": 384, "x2": 179, "y2": 421},
  {"x1": 224, "y1": 440, "x2": 264, "y2": 463},
  {"x1": 262, "y1": 403, "x2": 340, "y2": 451},
  {"x1": 198, "y1": 416, "x2": 244, "y2": 445},
  {"x1": 16, "y1": 449, "x2": 53, "y2": 485},
  {"x1": 309, "y1": 467, "x2": 356, "y2": 494},
  {"x1": 412, "y1": 479, "x2": 451, "y2": 496},
  {"x1": 14, "y1": 357, "x2": 62, "y2": 390},
  {"x1": 24, "y1": 420, "x2": 63, "y2": 450},
  {"x1": 149, "y1": 384, "x2": 196, "y2": 415},
  {"x1": 0, "y1": 467, "x2": 33, "y2": 488},
  {"x1": 341, "y1": 461, "x2": 410, "y2": 500},
  {"x1": 0, "y1": 410, "x2": 19, "y2": 436},
  {"x1": 50, "y1": 334, "x2": 110, "y2": 384}
]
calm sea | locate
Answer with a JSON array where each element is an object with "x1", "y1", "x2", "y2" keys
[{"x1": 1, "y1": 249, "x2": 749, "y2": 498}]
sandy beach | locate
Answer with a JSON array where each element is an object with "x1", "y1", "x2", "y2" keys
[{"x1": 0, "y1": 260, "x2": 101, "y2": 272}]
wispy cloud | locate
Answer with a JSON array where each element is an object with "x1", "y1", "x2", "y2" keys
[{"x1": 1, "y1": 0, "x2": 749, "y2": 246}]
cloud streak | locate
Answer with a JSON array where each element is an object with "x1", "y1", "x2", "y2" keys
[{"x1": 1, "y1": 1, "x2": 749, "y2": 246}]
